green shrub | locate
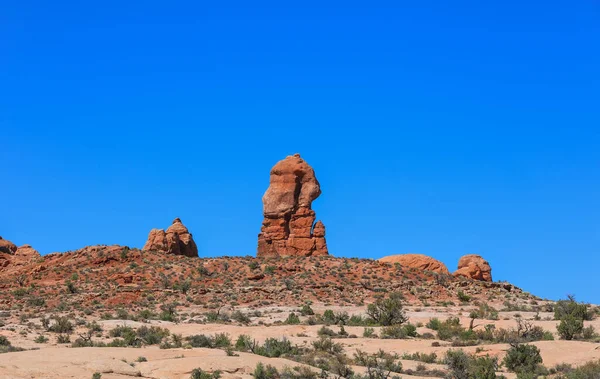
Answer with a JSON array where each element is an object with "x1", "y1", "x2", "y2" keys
[
  {"x1": 503, "y1": 344, "x2": 543, "y2": 374},
  {"x1": 554, "y1": 296, "x2": 592, "y2": 321},
  {"x1": 190, "y1": 368, "x2": 221, "y2": 379},
  {"x1": 231, "y1": 311, "x2": 251, "y2": 324},
  {"x1": 317, "y1": 326, "x2": 337, "y2": 337},
  {"x1": 445, "y1": 350, "x2": 498, "y2": 379},
  {"x1": 381, "y1": 324, "x2": 417, "y2": 339},
  {"x1": 300, "y1": 304, "x2": 314, "y2": 316},
  {"x1": 555, "y1": 360, "x2": 600, "y2": 379},
  {"x1": 49, "y1": 316, "x2": 74, "y2": 334},
  {"x1": 401, "y1": 352, "x2": 438, "y2": 364},
  {"x1": 285, "y1": 312, "x2": 301, "y2": 325},
  {"x1": 366, "y1": 292, "x2": 408, "y2": 326},
  {"x1": 457, "y1": 291, "x2": 471, "y2": 302},
  {"x1": 437, "y1": 317, "x2": 465, "y2": 340},
  {"x1": 557, "y1": 315, "x2": 584, "y2": 340},
  {"x1": 426, "y1": 318, "x2": 442, "y2": 330},
  {"x1": 253, "y1": 363, "x2": 278, "y2": 379},
  {"x1": 254, "y1": 338, "x2": 296, "y2": 358},
  {"x1": 213, "y1": 333, "x2": 232, "y2": 348},
  {"x1": 363, "y1": 327, "x2": 376, "y2": 338}
]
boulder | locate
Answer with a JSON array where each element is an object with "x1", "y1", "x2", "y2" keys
[
  {"x1": 257, "y1": 154, "x2": 328, "y2": 257},
  {"x1": 454, "y1": 254, "x2": 492, "y2": 282},
  {"x1": 143, "y1": 218, "x2": 198, "y2": 257},
  {"x1": 15, "y1": 245, "x2": 41, "y2": 261},
  {"x1": 0, "y1": 237, "x2": 17, "y2": 255},
  {"x1": 379, "y1": 254, "x2": 450, "y2": 274}
]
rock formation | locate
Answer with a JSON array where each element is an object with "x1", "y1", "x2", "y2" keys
[
  {"x1": 0, "y1": 237, "x2": 17, "y2": 255},
  {"x1": 379, "y1": 254, "x2": 450, "y2": 274},
  {"x1": 454, "y1": 254, "x2": 492, "y2": 282},
  {"x1": 257, "y1": 154, "x2": 328, "y2": 257},
  {"x1": 143, "y1": 218, "x2": 198, "y2": 257},
  {"x1": 0, "y1": 238, "x2": 40, "y2": 270},
  {"x1": 15, "y1": 245, "x2": 41, "y2": 261}
]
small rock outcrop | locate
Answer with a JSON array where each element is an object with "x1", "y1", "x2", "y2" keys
[
  {"x1": 143, "y1": 218, "x2": 198, "y2": 257},
  {"x1": 0, "y1": 238, "x2": 40, "y2": 270},
  {"x1": 454, "y1": 254, "x2": 492, "y2": 282},
  {"x1": 15, "y1": 245, "x2": 41, "y2": 261},
  {"x1": 0, "y1": 237, "x2": 17, "y2": 255},
  {"x1": 379, "y1": 254, "x2": 450, "y2": 274},
  {"x1": 257, "y1": 154, "x2": 328, "y2": 257}
]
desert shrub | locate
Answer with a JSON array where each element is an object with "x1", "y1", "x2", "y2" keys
[
  {"x1": 321, "y1": 310, "x2": 349, "y2": 325},
  {"x1": 235, "y1": 334, "x2": 253, "y2": 351},
  {"x1": 49, "y1": 316, "x2": 74, "y2": 334},
  {"x1": 436, "y1": 317, "x2": 465, "y2": 340},
  {"x1": 92, "y1": 373, "x2": 102, "y2": 379},
  {"x1": 312, "y1": 337, "x2": 344, "y2": 354},
  {"x1": 253, "y1": 363, "x2": 278, "y2": 379},
  {"x1": 401, "y1": 352, "x2": 437, "y2": 363},
  {"x1": 469, "y1": 355, "x2": 499, "y2": 379},
  {"x1": 317, "y1": 326, "x2": 337, "y2": 337},
  {"x1": 231, "y1": 311, "x2": 251, "y2": 324},
  {"x1": 557, "y1": 315, "x2": 584, "y2": 340},
  {"x1": 109, "y1": 325, "x2": 135, "y2": 338},
  {"x1": 136, "y1": 326, "x2": 170, "y2": 345},
  {"x1": 0, "y1": 336, "x2": 9, "y2": 346},
  {"x1": 554, "y1": 296, "x2": 592, "y2": 321},
  {"x1": 57, "y1": 334, "x2": 70, "y2": 343},
  {"x1": 281, "y1": 366, "x2": 318, "y2": 379},
  {"x1": 366, "y1": 292, "x2": 407, "y2": 326},
  {"x1": 115, "y1": 308, "x2": 130, "y2": 320},
  {"x1": 381, "y1": 323, "x2": 417, "y2": 339},
  {"x1": 457, "y1": 290, "x2": 471, "y2": 302},
  {"x1": 555, "y1": 360, "x2": 600, "y2": 379},
  {"x1": 66, "y1": 281, "x2": 77, "y2": 294},
  {"x1": 348, "y1": 314, "x2": 369, "y2": 326},
  {"x1": 159, "y1": 303, "x2": 178, "y2": 322},
  {"x1": 445, "y1": 349, "x2": 499, "y2": 379},
  {"x1": 503, "y1": 344, "x2": 543, "y2": 374},
  {"x1": 34, "y1": 335, "x2": 49, "y2": 343},
  {"x1": 190, "y1": 368, "x2": 221, "y2": 379},
  {"x1": 285, "y1": 312, "x2": 301, "y2": 325},
  {"x1": 87, "y1": 321, "x2": 103, "y2": 333},
  {"x1": 213, "y1": 333, "x2": 232, "y2": 348},
  {"x1": 300, "y1": 304, "x2": 314, "y2": 316},
  {"x1": 187, "y1": 334, "x2": 215, "y2": 348},
  {"x1": 363, "y1": 327, "x2": 376, "y2": 338},
  {"x1": 27, "y1": 297, "x2": 46, "y2": 307},
  {"x1": 426, "y1": 318, "x2": 442, "y2": 330},
  {"x1": 254, "y1": 337, "x2": 296, "y2": 358},
  {"x1": 582, "y1": 325, "x2": 598, "y2": 340},
  {"x1": 175, "y1": 279, "x2": 192, "y2": 294},
  {"x1": 354, "y1": 349, "x2": 402, "y2": 379}
]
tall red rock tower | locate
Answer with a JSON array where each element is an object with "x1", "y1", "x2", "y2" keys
[{"x1": 257, "y1": 154, "x2": 329, "y2": 257}]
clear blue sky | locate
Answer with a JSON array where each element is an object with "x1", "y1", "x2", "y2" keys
[{"x1": 2, "y1": 1, "x2": 599, "y2": 303}]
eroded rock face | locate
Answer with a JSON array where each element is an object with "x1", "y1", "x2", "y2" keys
[
  {"x1": 454, "y1": 254, "x2": 492, "y2": 282},
  {"x1": 257, "y1": 154, "x2": 328, "y2": 257},
  {"x1": 143, "y1": 218, "x2": 198, "y2": 257},
  {"x1": 15, "y1": 245, "x2": 41, "y2": 261},
  {"x1": 379, "y1": 254, "x2": 450, "y2": 274},
  {"x1": 0, "y1": 238, "x2": 40, "y2": 271},
  {"x1": 0, "y1": 237, "x2": 18, "y2": 255}
]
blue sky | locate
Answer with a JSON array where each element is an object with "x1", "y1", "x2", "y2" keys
[{"x1": 2, "y1": 1, "x2": 599, "y2": 303}]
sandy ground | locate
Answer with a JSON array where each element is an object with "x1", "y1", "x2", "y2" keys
[{"x1": 1, "y1": 305, "x2": 599, "y2": 378}]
